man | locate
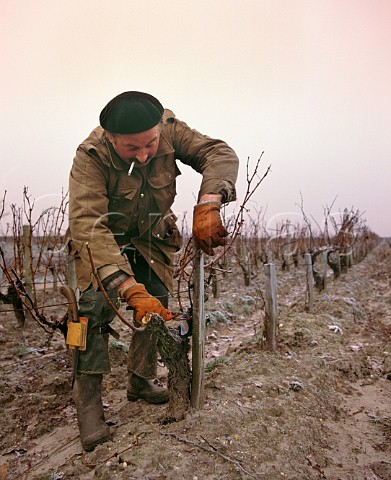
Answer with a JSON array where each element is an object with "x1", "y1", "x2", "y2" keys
[{"x1": 68, "y1": 91, "x2": 239, "y2": 451}]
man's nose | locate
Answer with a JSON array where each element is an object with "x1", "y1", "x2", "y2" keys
[{"x1": 136, "y1": 149, "x2": 148, "y2": 163}]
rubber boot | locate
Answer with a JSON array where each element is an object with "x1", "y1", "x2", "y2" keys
[
  {"x1": 127, "y1": 328, "x2": 168, "y2": 404},
  {"x1": 73, "y1": 374, "x2": 111, "y2": 451},
  {"x1": 127, "y1": 374, "x2": 169, "y2": 404}
]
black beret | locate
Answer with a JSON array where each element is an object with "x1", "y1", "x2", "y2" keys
[{"x1": 99, "y1": 91, "x2": 164, "y2": 134}]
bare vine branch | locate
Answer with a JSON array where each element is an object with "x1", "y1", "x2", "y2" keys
[{"x1": 85, "y1": 242, "x2": 144, "y2": 332}]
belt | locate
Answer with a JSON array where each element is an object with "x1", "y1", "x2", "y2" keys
[{"x1": 88, "y1": 324, "x2": 120, "y2": 340}]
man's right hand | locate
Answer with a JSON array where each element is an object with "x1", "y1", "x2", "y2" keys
[{"x1": 120, "y1": 283, "x2": 175, "y2": 323}]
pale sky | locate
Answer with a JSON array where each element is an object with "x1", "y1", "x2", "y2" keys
[{"x1": 1, "y1": 0, "x2": 391, "y2": 237}]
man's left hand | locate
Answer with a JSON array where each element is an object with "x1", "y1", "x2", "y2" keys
[{"x1": 193, "y1": 201, "x2": 228, "y2": 255}]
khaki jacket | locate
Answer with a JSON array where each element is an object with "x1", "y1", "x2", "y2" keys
[{"x1": 68, "y1": 109, "x2": 238, "y2": 293}]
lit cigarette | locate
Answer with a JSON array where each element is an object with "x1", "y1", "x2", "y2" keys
[{"x1": 127, "y1": 161, "x2": 135, "y2": 176}]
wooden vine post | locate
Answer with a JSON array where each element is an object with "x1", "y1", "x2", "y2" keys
[
  {"x1": 191, "y1": 247, "x2": 205, "y2": 409},
  {"x1": 0, "y1": 241, "x2": 4, "y2": 287},
  {"x1": 51, "y1": 265, "x2": 58, "y2": 292},
  {"x1": 264, "y1": 263, "x2": 278, "y2": 351},
  {"x1": 322, "y1": 249, "x2": 328, "y2": 290},
  {"x1": 22, "y1": 225, "x2": 33, "y2": 320},
  {"x1": 283, "y1": 232, "x2": 292, "y2": 271},
  {"x1": 304, "y1": 253, "x2": 314, "y2": 313},
  {"x1": 66, "y1": 254, "x2": 80, "y2": 302},
  {"x1": 22, "y1": 225, "x2": 33, "y2": 299},
  {"x1": 335, "y1": 250, "x2": 341, "y2": 278}
]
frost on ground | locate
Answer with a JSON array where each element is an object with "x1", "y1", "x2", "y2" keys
[{"x1": 0, "y1": 241, "x2": 390, "y2": 480}]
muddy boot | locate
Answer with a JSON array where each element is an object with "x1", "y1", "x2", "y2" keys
[
  {"x1": 73, "y1": 374, "x2": 111, "y2": 452},
  {"x1": 127, "y1": 374, "x2": 169, "y2": 403},
  {"x1": 127, "y1": 328, "x2": 168, "y2": 404}
]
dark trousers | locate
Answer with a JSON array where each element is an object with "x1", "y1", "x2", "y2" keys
[
  {"x1": 122, "y1": 246, "x2": 168, "y2": 309},
  {"x1": 77, "y1": 246, "x2": 168, "y2": 377}
]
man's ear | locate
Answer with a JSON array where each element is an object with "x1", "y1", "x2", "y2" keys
[{"x1": 105, "y1": 131, "x2": 114, "y2": 144}]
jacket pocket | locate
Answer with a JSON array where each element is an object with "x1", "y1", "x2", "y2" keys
[
  {"x1": 146, "y1": 165, "x2": 180, "y2": 214},
  {"x1": 151, "y1": 212, "x2": 182, "y2": 251},
  {"x1": 67, "y1": 238, "x2": 84, "y2": 258},
  {"x1": 147, "y1": 165, "x2": 179, "y2": 189},
  {"x1": 107, "y1": 188, "x2": 138, "y2": 232},
  {"x1": 108, "y1": 188, "x2": 138, "y2": 207}
]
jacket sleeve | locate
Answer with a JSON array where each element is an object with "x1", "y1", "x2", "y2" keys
[
  {"x1": 164, "y1": 114, "x2": 239, "y2": 203},
  {"x1": 68, "y1": 148, "x2": 133, "y2": 287}
]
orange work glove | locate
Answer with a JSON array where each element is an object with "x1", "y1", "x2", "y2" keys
[
  {"x1": 121, "y1": 283, "x2": 175, "y2": 323},
  {"x1": 193, "y1": 201, "x2": 228, "y2": 255}
]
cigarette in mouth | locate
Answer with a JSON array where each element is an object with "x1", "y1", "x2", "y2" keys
[{"x1": 127, "y1": 161, "x2": 135, "y2": 176}]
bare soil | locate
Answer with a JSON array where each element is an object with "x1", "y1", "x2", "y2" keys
[{"x1": 0, "y1": 241, "x2": 390, "y2": 480}]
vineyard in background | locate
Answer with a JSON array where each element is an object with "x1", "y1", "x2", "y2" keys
[{"x1": 0, "y1": 184, "x2": 380, "y2": 340}]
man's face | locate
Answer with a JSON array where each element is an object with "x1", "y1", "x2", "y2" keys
[{"x1": 107, "y1": 125, "x2": 160, "y2": 168}]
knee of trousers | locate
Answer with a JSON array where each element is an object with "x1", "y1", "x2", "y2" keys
[{"x1": 76, "y1": 287, "x2": 118, "y2": 374}]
